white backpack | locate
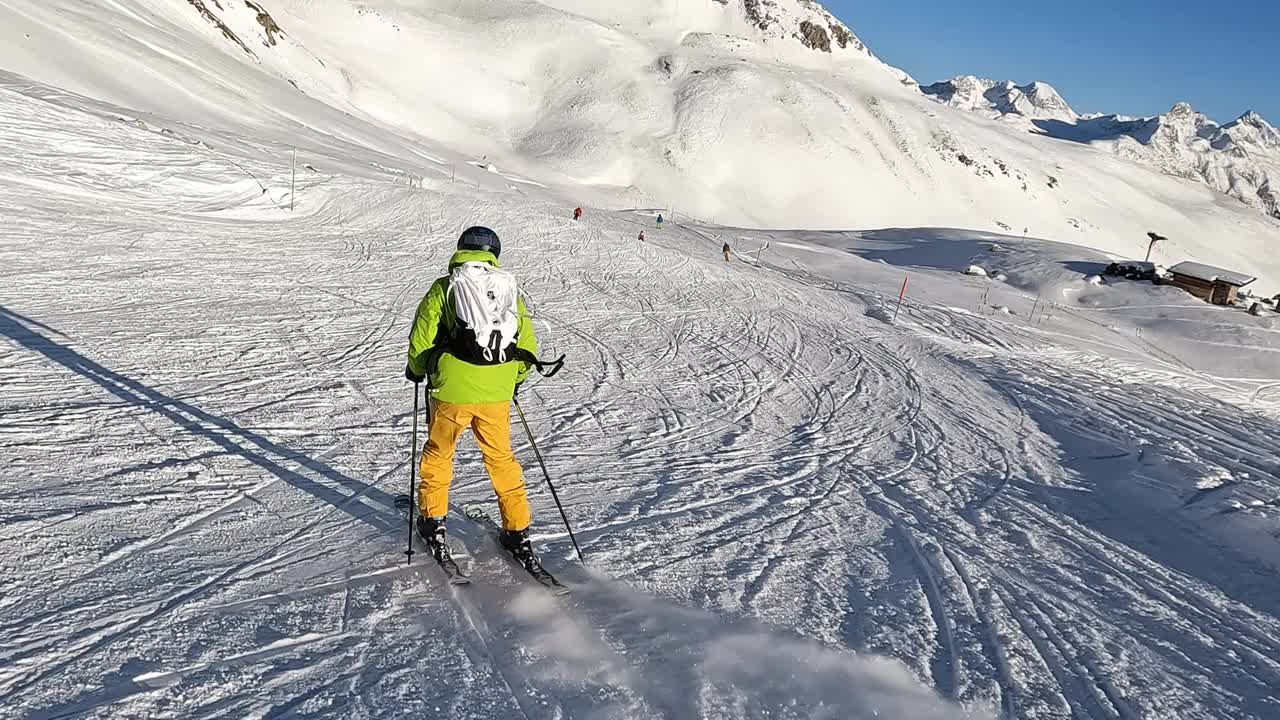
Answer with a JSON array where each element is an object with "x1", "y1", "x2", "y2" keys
[{"x1": 447, "y1": 261, "x2": 520, "y2": 364}]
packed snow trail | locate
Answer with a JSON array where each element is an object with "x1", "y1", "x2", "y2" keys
[{"x1": 2, "y1": 77, "x2": 1280, "y2": 719}]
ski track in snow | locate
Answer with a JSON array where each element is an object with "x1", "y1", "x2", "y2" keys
[{"x1": 1, "y1": 78, "x2": 1280, "y2": 720}]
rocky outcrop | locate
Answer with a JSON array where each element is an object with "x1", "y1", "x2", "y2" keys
[
  {"x1": 186, "y1": 0, "x2": 255, "y2": 57},
  {"x1": 728, "y1": 0, "x2": 868, "y2": 56},
  {"x1": 246, "y1": 2, "x2": 285, "y2": 47},
  {"x1": 797, "y1": 20, "x2": 830, "y2": 52},
  {"x1": 177, "y1": 0, "x2": 296, "y2": 57},
  {"x1": 829, "y1": 23, "x2": 857, "y2": 50},
  {"x1": 739, "y1": 0, "x2": 772, "y2": 31}
]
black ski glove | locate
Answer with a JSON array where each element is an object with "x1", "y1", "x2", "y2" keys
[{"x1": 405, "y1": 364, "x2": 425, "y2": 383}]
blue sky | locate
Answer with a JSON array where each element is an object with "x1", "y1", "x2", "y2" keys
[{"x1": 824, "y1": 1, "x2": 1279, "y2": 123}]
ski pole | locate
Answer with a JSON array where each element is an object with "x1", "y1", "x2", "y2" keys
[
  {"x1": 405, "y1": 383, "x2": 420, "y2": 565},
  {"x1": 514, "y1": 399, "x2": 585, "y2": 566}
]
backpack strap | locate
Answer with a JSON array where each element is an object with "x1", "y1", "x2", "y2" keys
[
  {"x1": 425, "y1": 342, "x2": 565, "y2": 383},
  {"x1": 512, "y1": 348, "x2": 566, "y2": 378}
]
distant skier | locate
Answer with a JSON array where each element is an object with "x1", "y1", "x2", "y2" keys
[
  {"x1": 405, "y1": 226, "x2": 546, "y2": 576},
  {"x1": 638, "y1": 231, "x2": 646, "y2": 242},
  {"x1": 573, "y1": 207, "x2": 583, "y2": 221},
  {"x1": 656, "y1": 213, "x2": 664, "y2": 228},
  {"x1": 722, "y1": 242, "x2": 732, "y2": 263}
]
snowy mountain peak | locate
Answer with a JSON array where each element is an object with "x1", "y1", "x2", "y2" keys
[
  {"x1": 1154, "y1": 102, "x2": 1218, "y2": 141},
  {"x1": 1018, "y1": 81, "x2": 1070, "y2": 108},
  {"x1": 1062, "y1": 103, "x2": 1280, "y2": 217},
  {"x1": 1223, "y1": 110, "x2": 1280, "y2": 149},
  {"x1": 928, "y1": 77, "x2": 1280, "y2": 219},
  {"x1": 732, "y1": 0, "x2": 867, "y2": 54},
  {"x1": 1236, "y1": 110, "x2": 1274, "y2": 129},
  {"x1": 1014, "y1": 80, "x2": 1075, "y2": 119},
  {"x1": 921, "y1": 76, "x2": 1078, "y2": 122}
]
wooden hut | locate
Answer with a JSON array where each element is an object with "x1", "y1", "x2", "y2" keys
[{"x1": 1166, "y1": 261, "x2": 1257, "y2": 306}]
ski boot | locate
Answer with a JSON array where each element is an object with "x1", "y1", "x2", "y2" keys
[
  {"x1": 417, "y1": 515, "x2": 462, "y2": 573},
  {"x1": 499, "y1": 527, "x2": 553, "y2": 580}
]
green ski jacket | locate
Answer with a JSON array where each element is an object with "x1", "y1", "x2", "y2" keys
[{"x1": 406, "y1": 249, "x2": 537, "y2": 404}]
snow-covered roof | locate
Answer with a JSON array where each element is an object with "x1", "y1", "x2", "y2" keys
[{"x1": 1167, "y1": 261, "x2": 1257, "y2": 287}]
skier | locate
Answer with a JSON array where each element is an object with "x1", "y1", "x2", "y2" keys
[
  {"x1": 573, "y1": 207, "x2": 583, "y2": 221},
  {"x1": 656, "y1": 213, "x2": 664, "y2": 228},
  {"x1": 722, "y1": 241, "x2": 732, "y2": 263},
  {"x1": 638, "y1": 231, "x2": 646, "y2": 242},
  {"x1": 404, "y1": 226, "x2": 545, "y2": 575}
]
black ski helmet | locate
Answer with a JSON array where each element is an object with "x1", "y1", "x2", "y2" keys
[{"x1": 457, "y1": 226, "x2": 500, "y2": 257}]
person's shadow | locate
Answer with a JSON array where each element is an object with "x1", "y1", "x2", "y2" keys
[{"x1": 0, "y1": 305, "x2": 401, "y2": 533}]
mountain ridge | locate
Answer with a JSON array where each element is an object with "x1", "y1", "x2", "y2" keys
[
  {"x1": 168, "y1": 0, "x2": 1280, "y2": 223},
  {"x1": 924, "y1": 75, "x2": 1280, "y2": 218},
  {"x1": 921, "y1": 76, "x2": 1078, "y2": 122}
]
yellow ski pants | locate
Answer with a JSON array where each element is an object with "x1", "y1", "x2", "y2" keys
[{"x1": 419, "y1": 400, "x2": 531, "y2": 531}]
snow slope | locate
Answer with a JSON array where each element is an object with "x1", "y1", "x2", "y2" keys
[
  {"x1": 1, "y1": 0, "x2": 1278, "y2": 290},
  {"x1": 3, "y1": 65, "x2": 1280, "y2": 719}
]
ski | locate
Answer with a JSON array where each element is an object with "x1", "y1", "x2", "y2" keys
[
  {"x1": 433, "y1": 553, "x2": 471, "y2": 586},
  {"x1": 396, "y1": 493, "x2": 471, "y2": 585},
  {"x1": 463, "y1": 504, "x2": 570, "y2": 595}
]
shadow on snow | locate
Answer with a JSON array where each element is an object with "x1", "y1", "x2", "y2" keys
[{"x1": 0, "y1": 305, "x2": 401, "y2": 533}]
